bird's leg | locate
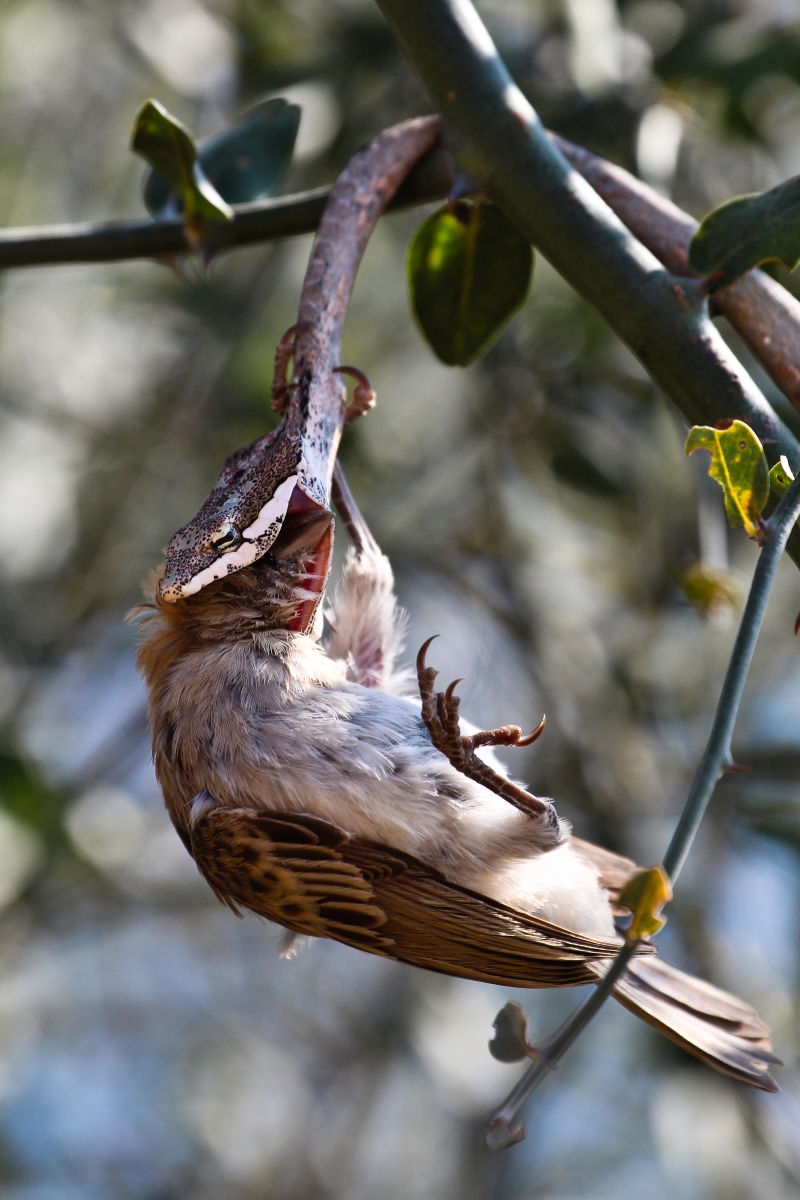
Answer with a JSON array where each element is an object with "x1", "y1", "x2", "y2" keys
[
  {"x1": 330, "y1": 463, "x2": 379, "y2": 557},
  {"x1": 328, "y1": 364, "x2": 381, "y2": 554},
  {"x1": 416, "y1": 638, "x2": 563, "y2": 840}
]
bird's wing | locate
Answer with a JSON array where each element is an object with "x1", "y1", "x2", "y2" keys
[{"x1": 189, "y1": 805, "x2": 638, "y2": 989}]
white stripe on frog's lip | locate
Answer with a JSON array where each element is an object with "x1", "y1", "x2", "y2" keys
[
  {"x1": 170, "y1": 475, "x2": 300, "y2": 600},
  {"x1": 242, "y1": 475, "x2": 298, "y2": 540},
  {"x1": 175, "y1": 540, "x2": 263, "y2": 597}
]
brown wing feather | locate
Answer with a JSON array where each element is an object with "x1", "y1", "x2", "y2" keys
[
  {"x1": 191, "y1": 809, "x2": 393, "y2": 951},
  {"x1": 190, "y1": 807, "x2": 779, "y2": 1091},
  {"x1": 190, "y1": 806, "x2": 636, "y2": 989}
]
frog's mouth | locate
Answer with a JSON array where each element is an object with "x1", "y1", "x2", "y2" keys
[{"x1": 270, "y1": 483, "x2": 334, "y2": 635}]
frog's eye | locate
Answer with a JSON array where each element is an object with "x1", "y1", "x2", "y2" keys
[{"x1": 210, "y1": 523, "x2": 243, "y2": 553}]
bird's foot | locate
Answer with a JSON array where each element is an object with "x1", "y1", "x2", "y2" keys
[{"x1": 416, "y1": 637, "x2": 563, "y2": 842}]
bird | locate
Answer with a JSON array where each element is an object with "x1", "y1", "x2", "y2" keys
[{"x1": 135, "y1": 420, "x2": 779, "y2": 1093}]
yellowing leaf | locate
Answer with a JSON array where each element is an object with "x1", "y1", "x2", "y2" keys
[
  {"x1": 618, "y1": 866, "x2": 672, "y2": 944},
  {"x1": 685, "y1": 420, "x2": 769, "y2": 538},
  {"x1": 769, "y1": 455, "x2": 795, "y2": 498}
]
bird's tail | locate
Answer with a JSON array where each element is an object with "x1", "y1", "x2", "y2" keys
[{"x1": 602, "y1": 955, "x2": 780, "y2": 1090}]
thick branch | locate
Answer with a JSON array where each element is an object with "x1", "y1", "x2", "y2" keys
[
  {"x1": 375, "y1": 0, "x2": 800, "y2": 470},
  {"x1": 552, "y1": 134, "x2": 800, "y2": 412},
  {"x1": 3, "y1": 111, "x2": 798, "y2": 429}
]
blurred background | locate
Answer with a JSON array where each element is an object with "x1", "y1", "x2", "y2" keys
[{"x1": 1, "y1": 0, "x2": 800, "y2": 1196}]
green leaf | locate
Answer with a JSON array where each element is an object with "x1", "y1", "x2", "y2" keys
[
  {"x1": 488, "y1": 1002, "x2": 538, "y2": 1063},
  {"x1": 689, "y1": 175, "x2": 800, "y2": 291},
  {"x1": 685, "y1": 419, "x2": 769, "y2": 537},
  {"x1": 143, "y1": 98, "x2": 300, "y2": 216},
  {"x1": 407, "y1": 200, "x2": 533, "y2": 366},
  {"x1": 131, "y1": 100, "x2": 234, "y2": 235},
  {"x1": 769, "y1": 454, "x2": 795, "y2": 498},
  {"x1": 618, "y1": 866, "x2": 672, "y2": 943}
]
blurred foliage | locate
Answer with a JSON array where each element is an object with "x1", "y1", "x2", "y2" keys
[{"x1": 1, "y1": 1, "x2": 800, "y2": 1197}]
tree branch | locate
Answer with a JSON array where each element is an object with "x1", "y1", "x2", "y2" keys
[
  {"x1": 0, "y1": 150, "x2": 451, "y2": 269},
  {"x1": 552, "y1": 134, "x2": 800, "y2": 413},
  {"x1": 2, "y1": 104, "x2": 797, "y2": 431},
  {"x1": 374, "y1": 0, "x2": 800, "y2": 470},
  {"x1": 662, "y1": 473, "x2": 800, "y2": 880}
]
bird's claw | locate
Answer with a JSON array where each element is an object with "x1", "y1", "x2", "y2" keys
[
  {"x1": 415, "y1": 638, "x2": 562, "y2": 841},
  {"x1": 417, "y1": 637, "x2": 545, "y2": 758}
]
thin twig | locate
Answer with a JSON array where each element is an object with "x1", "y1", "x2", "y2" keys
[
  {"x1": 662, "y1": 474, "x2": 800, "y2": 881},
  {"x1": 486, "y1": 476, "x2": 800, "y2": 1146},
  {"x1": 486, "y1": 942, "x2": 637, "y2": 1149}
]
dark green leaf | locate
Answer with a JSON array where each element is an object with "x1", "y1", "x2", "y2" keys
[
  {"x1": 131, "y1": 99, "x2": 234, "y2": 232},
  {"x1": 407, "y1": 201, "x2": 533, "y2": 366},
  {"x1": 143, "y1": 98, "x2": 300, "y2": 216},
  {"x1": 689, "y1": 175, "x2": 800, "y2": 291}
]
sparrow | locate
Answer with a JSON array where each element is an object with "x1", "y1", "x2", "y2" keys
[{"x1": 135, "y1": 373, "x2": 779, "y2": 1093}]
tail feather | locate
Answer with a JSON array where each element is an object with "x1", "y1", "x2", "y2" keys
[{"x1": 604, "y1": 956, "x2": 780, "y2": 1091}]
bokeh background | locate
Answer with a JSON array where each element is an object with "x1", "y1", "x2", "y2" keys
[{"x1": 1, "y1": 1, "x2": 800, "y2": 1196}]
